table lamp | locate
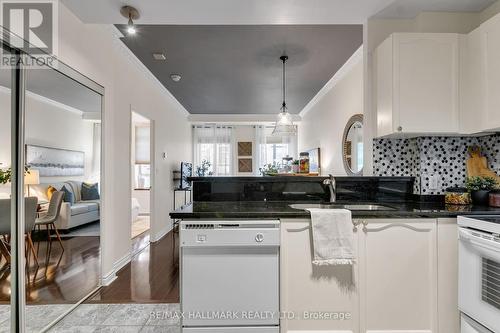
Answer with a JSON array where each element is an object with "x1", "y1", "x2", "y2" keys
[{"x1": 24, "y1": 169, "x2": 40, "y2": 197}]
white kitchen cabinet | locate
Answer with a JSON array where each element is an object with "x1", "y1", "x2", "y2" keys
[
  {"x1": 281, "y1": 218, "x2": 459, "y2": 333},
  {"x1": 375, "y1": 33, "x2": 460, "y2": 137},
  {"x1": 480, "y1": 13, "x2": 500, "y2": 131},
  {"x1": 358, "y1": 219, "x2": 438, "y2": 333},
  {"x1": 436, "y1": 219, "x2": 459, "y2": 333},
  {"x1": 460, "y1": 28, "x2": 485, "y2": 134},
  {"x1": 280, "y1": 218, "x2": 359, "y2": 333}
]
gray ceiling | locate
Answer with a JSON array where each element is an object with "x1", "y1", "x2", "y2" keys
[
  {"x1": 0, "y1": 67, "x2": 102, "y2": 114},
  {"x1": 117, "y1": 25, "x2": 362, "y2": 114}
]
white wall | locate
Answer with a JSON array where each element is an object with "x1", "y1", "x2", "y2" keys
[
  {"x1": 56, "y1": 3, "x2": 192, "y2": 282},
  {"x1": 298, "y1": 50, "x2": 363, "y2": 176},
  {"x1": 0, "y1": 89, "x2": 95, "y2": 196}
]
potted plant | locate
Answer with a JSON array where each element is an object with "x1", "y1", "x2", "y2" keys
[
  {"x1": 466, "y1": 176, "x2": 498, "y2": 205},
  {"x1": 0, "y1": 165, "x2": 30, "y2": 184},
  {"x1": 195, "y1": 160, "x2": 213, "y2": 177},
  {"x1": 259, "y1": 162, "x2": 280, "y2": 176}
]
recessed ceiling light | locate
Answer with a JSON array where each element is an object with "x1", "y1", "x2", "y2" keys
[
  {"x1": 170, "y1": 74, "x2": 182, "y2": 82},
  {"x1": 152, "y1": 53, "x2": 166, "y2": 61}
]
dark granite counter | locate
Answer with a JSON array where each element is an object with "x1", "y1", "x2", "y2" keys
[{"x1": 170, "y1": 201, "x2": 500, "y2": 220}]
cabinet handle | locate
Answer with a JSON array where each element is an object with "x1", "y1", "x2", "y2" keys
[
  {"x1": 397, "y1": 126, "x2": 403, "y2": 132},
  {"x1": 362, "y1": 220, "x2": 369, "y2": 233},
  {"x1": 353, "y1": 220, "x2": 362, "y2": 232}
]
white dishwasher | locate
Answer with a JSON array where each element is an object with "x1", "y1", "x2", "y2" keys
[{"x1": 180, "y1": 220, "x2": 280, "y2": 333}]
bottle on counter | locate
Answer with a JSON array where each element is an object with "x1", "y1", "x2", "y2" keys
[{"x1": 299, "y1": 152, "x2": 310, "y2": 174}]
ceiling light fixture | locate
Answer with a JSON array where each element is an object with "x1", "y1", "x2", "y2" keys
[
  {"x1": 120, "y1": 6, "x2": 140, "y2": 36},
  {"x1": 272, "y1": 55, "x2": 296, "y2": 136},
  {"x1": 170, "y1": 74, "x2": 182, "y2": 82}
]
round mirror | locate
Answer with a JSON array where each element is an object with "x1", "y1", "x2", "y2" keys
[{"x1": 342, "y1": 114, "x2": 364, "y2": 175}]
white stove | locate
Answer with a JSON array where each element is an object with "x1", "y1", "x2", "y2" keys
[{"x1": 458, "y1": 216, "x2": 500, "y2": 333}]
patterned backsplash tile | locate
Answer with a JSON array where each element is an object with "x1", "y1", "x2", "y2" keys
[{"x1": 373, "y1": 134, "x2": 500, "y2": 195}]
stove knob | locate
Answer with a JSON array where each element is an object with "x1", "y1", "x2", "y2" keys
[{"x1": 255, "y1": 233, "x2": 264, "y2": 243}]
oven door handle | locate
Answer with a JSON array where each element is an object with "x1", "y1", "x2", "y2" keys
[{"x1": 459, "y1": 228, "x2": 500, "y2": 254}]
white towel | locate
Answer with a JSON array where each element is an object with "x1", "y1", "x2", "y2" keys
[{"x1": 307, "y1": 208, "x2": 354, "y2": 265}]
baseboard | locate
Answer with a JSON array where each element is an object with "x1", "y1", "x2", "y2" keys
[
  {"x1": 101, "y1": 270, "x2": 117, "y2": 286},
  {"x1": 101, "y1": 252, "x2": 132, "y2": 286},
  {"x1": 150, "y1": 224, "x2": 172, "y2": 243},
  {"x1": 114, "y1": 252, "x2": 132, "y2": 273}
]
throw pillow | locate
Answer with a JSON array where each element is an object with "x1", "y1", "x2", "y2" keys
[
  {"x1": 60, "y1": 185, "x2": 74, "y2": 206},
  {"x1": 46, "y1": 186, "x2": 57, "y2": 200},
  {"x1": 81, "y1": 182, "x2": 100, "y2": 200}
]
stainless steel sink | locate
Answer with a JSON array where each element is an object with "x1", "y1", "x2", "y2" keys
[{"x1": 289, "y1": 203, "x2": 396, "y2": 211}]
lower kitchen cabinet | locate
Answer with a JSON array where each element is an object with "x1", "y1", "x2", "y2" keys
[
  {"x1": 281, "y1": 218, "x2": 457, "y2": 333},
  {"x1": 358, "y1": 219, "x2": 438, "y2": 333},
  {"x1": 280, "y1": 218, "x2": 359, "y2": 333}
]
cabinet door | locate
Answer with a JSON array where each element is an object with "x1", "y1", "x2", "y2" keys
[
  {"x1": 394, "y1": 34, "x2": 459, "y2": 134},
  {"x1": 376, "y1": 36, "x2": 395, "y2": 138},
  {"x1": 481, "y1": 14, "x2": 500, "y2": 131},
  {"x1": 280, "y1": 219, "x2": 359, "y2": 333},
  {"x1": 358, "y1": 219, "x2": 438, "y2": 333},
  {"x1": 460, "y1": 29, "x2": 485, "y2": 134}
]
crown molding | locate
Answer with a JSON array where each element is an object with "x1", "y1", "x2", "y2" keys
[
  {"x1": 299, "y1": 45, "x2": 363, "y2": 117},
  {"x1": 0, "y1": 85, "x2": 91, "y2": 116},
  {"x1": 188, "y1": 113, "x2": 301, "y2": 124},
  {"x1": 103, "y1": 25, "x2": 189, "y2": 118}
]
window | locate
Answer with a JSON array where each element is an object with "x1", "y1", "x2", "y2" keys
[
  {"x1": 255, "y1": 126, "x2": 297, "y2": 171},
  {"x1": 264, "y1": 143, "x2": 290, "y2": 165},
  {"x1": 193, "y1": 125, "x2": 234, "y2": 176}
]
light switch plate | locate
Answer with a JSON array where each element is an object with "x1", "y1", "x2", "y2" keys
[{"x1": 429, "y1": 174, "x2": 439, "y2": 190}]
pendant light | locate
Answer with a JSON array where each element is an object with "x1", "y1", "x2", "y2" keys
[
  {"x1": 120, "y1": 6, "x2": 140, "y2": 35},
  {"x1": 272, "y1": 55, "x2": 297, "y2": 136}
]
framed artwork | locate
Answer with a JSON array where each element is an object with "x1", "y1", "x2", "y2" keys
[
  {"x1": 306, "y1": 148, "x2": 321, "y2": 174},
  {"x1": 238, "y1": 142, "x2": 252, "y2": 156},
  {"x1": 26, "y1": 144, "x2": 85, "y2": 177},
  {"x1": 238, "y1": 158, "x2": 253, "y2": 173}
]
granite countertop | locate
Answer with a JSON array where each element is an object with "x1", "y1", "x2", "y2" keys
[{"x1": 170, "y1": 201, "x2": 500, "y2": 219}]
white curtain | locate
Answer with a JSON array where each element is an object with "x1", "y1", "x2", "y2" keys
[
  {"x1": 254, "y1": 125, "x2": 267, "y2": 175},
  {"x1": 193, "y1": 125, "x2": 234, "y2": 176}
]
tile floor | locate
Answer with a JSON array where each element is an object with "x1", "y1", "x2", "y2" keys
[{"x1": 0, "y1": 303, "x2": 181, "y2": 333}]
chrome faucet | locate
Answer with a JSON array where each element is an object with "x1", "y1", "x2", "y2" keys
[{"x1": 323, "y1": 174, "x2": 336, "y2": 203}]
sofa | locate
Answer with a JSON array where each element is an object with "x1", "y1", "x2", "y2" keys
[{"x1": 31, "y1": 181, "x2": 100, "y2": 230}]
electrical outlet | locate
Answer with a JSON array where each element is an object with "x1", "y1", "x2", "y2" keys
[{"x1": 429, "y1": 174, "x2": 439, "y2": 190}]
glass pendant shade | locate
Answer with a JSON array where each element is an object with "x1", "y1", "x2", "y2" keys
[
  {"x1": 273, "y1": 55, "x2": 296, "y2": 136},
  {"x1": 272, "y1": 110, "x2": 296, "y2": 136}
]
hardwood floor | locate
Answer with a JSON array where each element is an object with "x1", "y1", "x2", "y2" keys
[
  {"x1": 0, "y1": 235, "x2": 101, "y2": 304},
  {"x1": 88, "y1": 230, "x2": 179, "y2": 304}
]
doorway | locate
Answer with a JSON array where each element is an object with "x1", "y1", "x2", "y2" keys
[{"x1": 130, "y1": 111, "x2": 152, "y2": 249}]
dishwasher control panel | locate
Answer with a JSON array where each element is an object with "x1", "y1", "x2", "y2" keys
[{"x1": 180, "y1": 220, "x2": 280, "y2": 247}]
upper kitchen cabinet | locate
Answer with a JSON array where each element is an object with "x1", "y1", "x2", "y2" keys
[
  {"x1": 376, "y1": 33, "x2": 460, "y2": 137},
  {"x1": 460, "y1": 14, "x2": 500, "y2": 134},
  {"x1": 460, "y1": 28, "x2": 485, "y2": 134},
  {"x1": 481, "y1": 13, "x2": 500, "y2": 131}
]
